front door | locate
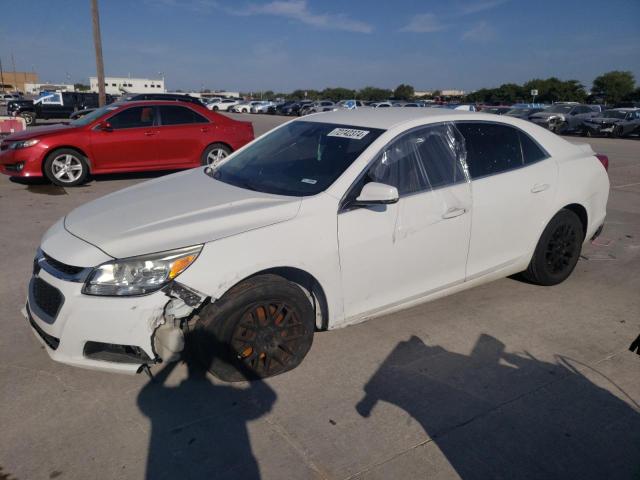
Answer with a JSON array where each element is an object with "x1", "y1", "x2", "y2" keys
[
  {"x1": 338, "y1": 123, "x2": 472, "y2": 321},
  {"x1": 89, "y1": 105, "x2": 159, "y2": 171}
]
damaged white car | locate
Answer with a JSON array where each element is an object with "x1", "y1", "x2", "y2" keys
[{"x1": 25, "y1": 109, "x2": 610, "y2": 381}]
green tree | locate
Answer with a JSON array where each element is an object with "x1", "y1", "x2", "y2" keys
[
  {"x1": 74, "y1": 83, "x2": 90, "y2": 91},
  {"x1": 523, "y1": 78, "x2": 586, "y2": 103},
  {"x1": 393, "y1": 84, "x2": 415, "y2": 100},
  {"x1": 592, "y1": 71, "x2": 635, "y2": 104},
  {"x1": 358, "y1": 86, "x2": 393, "y2": 101},
  {"x1": 321, "y1": 87, "x2": 356, "y2": 101}
]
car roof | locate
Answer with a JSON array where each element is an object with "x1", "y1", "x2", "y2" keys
[
  {"x1": 111, "y1": 100, "x2": 208, "y2": 109},
  {"x1": 612, "y1": 107, "x2": 640, "y2": 112},
  {"x1": 300, "y1": 107, "x2": 475, "y2": 129}
]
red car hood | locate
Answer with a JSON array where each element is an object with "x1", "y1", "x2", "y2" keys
[{"x1": 3, "y1": 123, "x2": 77, "y2": 141}]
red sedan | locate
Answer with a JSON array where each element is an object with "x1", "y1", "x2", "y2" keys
[{"x1": 0, "y1": 100, "x2": 254, "y2": 186}]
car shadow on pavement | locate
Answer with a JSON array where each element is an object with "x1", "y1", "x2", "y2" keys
[
  {"x1": 137, "y1": 330, "x2": 276, "y2": 480},
  {"x1": 356, "y1": 334, "x2": 640, "y2": 479},
  {"x1": 91, "y1": 170, "x2": 181, "y2": 183}
]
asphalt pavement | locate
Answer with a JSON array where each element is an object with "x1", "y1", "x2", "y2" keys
[{"x1": 0, "y1": 113, "x2": 639, "y2": 480}]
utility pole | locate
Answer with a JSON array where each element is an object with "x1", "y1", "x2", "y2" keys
[
  {"x1": 0, "y1": 57, "x2": 5, "y2": 92},
  {"x1": 91, "y1": 0, "x2": 106, "y2": 106}
]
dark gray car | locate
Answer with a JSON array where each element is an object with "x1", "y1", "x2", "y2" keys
[
  {"x1": 530, "y1": 104, "x2": 598, "y2": 134},
  {"x1": 581, "y1": 108, "x2": 640, "y2": 138},
  {"x1": 504, "y1": 107, "x2": 545, "y2": 120}
]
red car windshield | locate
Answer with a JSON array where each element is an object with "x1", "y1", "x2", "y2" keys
[{"x1": 70, "y1": 104, "x2": 121, "y2": 127}]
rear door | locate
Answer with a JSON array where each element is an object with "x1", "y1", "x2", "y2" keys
[
  {"x1": 89, "y1": 105, "x2": 160, "y2": 171},
  {"x1": 155, "y1": 105, "x2": 211, "y2": 167},
  {"x1": 456, "y1": 122, "x2": 557, "y2": 279}
]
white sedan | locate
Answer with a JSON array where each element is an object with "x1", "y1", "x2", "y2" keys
[
  {"x1": 206, "y1": 98, "x2": 240, "y2": 111},
  {"x1": 25, "y1": 109, "x2": 609, "y2": 380}
]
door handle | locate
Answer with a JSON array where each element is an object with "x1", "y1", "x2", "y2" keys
[
  {"x1": 144, "y1": 131, "x2": 157, "y2": 136},
  {"x1": 442, "y1": 207, "x2": 466, "y2": 219},
  {"x1": 200, "y1": 127, "x2": 209, "y2": 133},
  {"x1": 531, "y1": 183, "x2": 550, "y2": 193}
]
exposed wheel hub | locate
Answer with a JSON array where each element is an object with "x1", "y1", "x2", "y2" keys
[{"x1": 231, "y1": 302, "x2": 306, "y2": 376}]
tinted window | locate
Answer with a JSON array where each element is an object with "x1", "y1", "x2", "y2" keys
[
  {"x1": 365, "y1": 123, "x2": 467, "y2": 195},
  {"x1": 159, "y1": 106, "x2": 208, "y2": 125},
  {"x1": 214, "y1": 121, "x2": 384, "y2": 197},
  {"x1": 519, "y1": 131, "x2": 548, "y2": 164},
  {"x1": 108, "y1": 106, "x2": 156, "y2": 129},
  {"x1": 456, "y1": 123, "x2": 522, "y2": 178}
]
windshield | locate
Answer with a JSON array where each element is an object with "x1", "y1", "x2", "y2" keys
[
  {"x1": 70, "y1": 104, "x2": 120, "y2": 126},
  {"x1": 507, "y1": 108, "x2": 531, "y2": 115},
  {"x1": 213, "y1": 121, "x2": 385, "y2": 196},
  {"x1": 545, "y1": 105, "x2": 573, "y2": 113},
  {"x1": 599, "y1": 110, "x2": 626, "y2": 119}
]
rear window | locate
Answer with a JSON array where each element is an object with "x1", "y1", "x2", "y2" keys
[
  {"x1": 159, "y1": 105, "x2": 208, "y2": 125},
  {"x1": 456, "y1": 123, "x2": 522, "y2": 177},
  {"x1": 213, "y1": 121, "x2": 385, "y2": 196}
]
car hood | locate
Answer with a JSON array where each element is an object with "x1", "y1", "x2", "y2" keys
[
  {"x1": 5, "y1": 123, "x2": 76, "y2": 141},
  {"x1": 64, "y1": 169, "x2": 302, "y2": 259},
  {"x1": 587, "y1": 117, "x2": 623, "y2": 124},
  {"x1": 530, "y1": 112, "x2": 564, "y2": 120}
]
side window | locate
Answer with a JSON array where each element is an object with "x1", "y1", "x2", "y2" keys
[
  {"x1": 455, "y1": 123, "x2": 523, "y2": 178},
  {"x1": 108, "y1": 107, "x2": 156, "y2": 129},
  {"x1": 519, "y1": 131, "x2": 548, "y2": 164},
  {"x1": 159, "y1": 106, "x2": 208, "y2": 125},
  {"x1": 364, "y1": 123, "x2": 468, "y2": 196}
]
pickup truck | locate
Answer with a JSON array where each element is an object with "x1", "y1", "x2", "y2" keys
[{"x1": 7, "y1": 91, "x2": 114, "y2": 125}]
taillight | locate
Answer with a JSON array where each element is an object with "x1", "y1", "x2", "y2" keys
[{"x1": 595, "y1": 153, "x2": 609, "y2": 172}]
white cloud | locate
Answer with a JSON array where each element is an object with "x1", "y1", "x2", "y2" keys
[
  {"x1": 461, "y1": 21, "x2": 496, "y2": 42},
  {"x1": 458, "y1": 0, "x2": 508, "y2": 15},
  {"x1": 400, "y1": 13, "x2": 447, "y2": 33},
  {"x1": 231, "y1": 0, "x2": 373, "y2": 33}
]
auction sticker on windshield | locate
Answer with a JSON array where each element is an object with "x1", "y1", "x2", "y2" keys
[{"x1": 327, "y1": 128, "x2": 370, "y2": 140}]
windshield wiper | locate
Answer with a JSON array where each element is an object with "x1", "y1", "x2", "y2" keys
[{"x1": 204, "y1": 168, "x2": 260, "y2": 192}]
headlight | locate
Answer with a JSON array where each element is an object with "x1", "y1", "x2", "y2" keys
[
  {"x1": 10, "y1": 138, "x2": 40, "y2": 149},
  {"x1": 83, "y1": 245, "x2": 202, "y2": 296}
]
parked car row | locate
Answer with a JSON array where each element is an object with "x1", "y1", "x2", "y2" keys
[
  {"x1": 474, "y1": 103, "x2": 640, "y2": 138},
  {"x1": 0, "y1": 100, "x2": 254, "y2": 185}
]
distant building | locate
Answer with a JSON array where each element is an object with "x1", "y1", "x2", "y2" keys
[
  {"x1": 24, "y1": 83, "x2": 75, "y2": 94},
  {"x1": 89, "y1": 76, "x2": 165, "y2": 95},
  {"x1": 0, "y1": 71, "x2": 38, "y2": 92},
  {"x1": 199, "y1": 90, "x2": 241, "y2": 99},
  {"x1": 415, "y1": 89, "x2": 466, "y2": 98}
]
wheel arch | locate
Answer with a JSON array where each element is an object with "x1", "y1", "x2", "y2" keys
[
  {"x1": 204, "y1": 141, "x2": 233, "y2": 153},
  {"x1": 562, "y1": 203, "x2": 588, "y2": 238},
  {"x1": 42, "y1": 145, "x2": 93, "y2": 175},
  {"x1": 218, "y1": 266, "x2": 330, "y2": 331}
]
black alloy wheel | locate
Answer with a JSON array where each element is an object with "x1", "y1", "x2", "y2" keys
[
  {"x1": 544, "y1": 223, "x2": 579, "y2": 275},
  {"x1": 523, "y1": 209, "x2": 584, "y2": 286}
]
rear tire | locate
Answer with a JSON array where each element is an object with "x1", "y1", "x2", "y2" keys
[
  {"x1": 191, "y1": 274, "x2": 315, "y2": 382},
  {"x1": 43, "y1": 149, "x2": 89, "y2": 187},
  {"x1": 522, "y1": 209, "x2": 584, "y2": 286},
  {"x1": 201, "y1": 143, "x2": 231, "y2": 167},
  {"x1": 20, "y1": 112, "x2": 35, "y2": 126}
]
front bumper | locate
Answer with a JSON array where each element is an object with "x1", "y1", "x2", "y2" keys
[
  {"x1": 582, "y1": 123, "x2": 615, "y2": 135},
  {"x1": 0, "y1": 145, "x2": 44, "y2": 177},
  {"x1": 24, "y1": 266, "x2": 168, "y2": 374}
]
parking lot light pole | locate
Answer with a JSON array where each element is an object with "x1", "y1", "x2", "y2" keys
[{"x1": 91, "y1": 0, "x2": 106, "y2": 106}]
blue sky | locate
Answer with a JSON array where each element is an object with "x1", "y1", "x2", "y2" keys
[{"x1": 1, "y1": 0, "x2": 639, "y2": 92}]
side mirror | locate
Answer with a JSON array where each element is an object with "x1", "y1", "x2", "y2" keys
[
  {"x1": 98, "y1": 121, "x2": 113, "y2": 131},
  {"x1": 353, "y1": 182, "x2": 399, "y2": 206}
]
